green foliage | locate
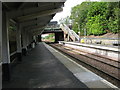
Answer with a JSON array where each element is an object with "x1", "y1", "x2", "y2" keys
[
  {"x1": 107, "y1": 2, "x2": 119, "y2": 33},
  {"x1": 70, "y1": 2, "x2": 91, "y2": 35},
  {"x1": 69, "y1": 1, "x2": 119, "y2": 36},
  {"x1": 9, "y1": 25, "x2": 17, "y2": 31},
  {"x1": 44, "y1": 33, "x2": 55, "y2": 40},
  {"x1": 108, "y1": 17, "x2": 119, "y2": 33}
]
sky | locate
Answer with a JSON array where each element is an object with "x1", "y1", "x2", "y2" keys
[
  {"x1": 42, "y1": 0, "x2": 99, "y2": 37},
  {"x1": 51, "y1": 0, "x2": 100, "y2": 22}
]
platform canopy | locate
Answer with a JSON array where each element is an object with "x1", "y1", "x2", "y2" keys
[{"x1": 2, "y1": 1, "x2": 66, "y2": 35}]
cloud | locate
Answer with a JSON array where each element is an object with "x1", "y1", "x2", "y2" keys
[{"x1": 51, "y1": 0, "x2": 83, "y2": 22}]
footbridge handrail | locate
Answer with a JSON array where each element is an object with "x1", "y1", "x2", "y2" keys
[
  {"x1": 70, "y1": 30, "x2": 79, "y2": 40},
  {"x1": 60, "y1": 24, "x2": 79, "y2": 41}
]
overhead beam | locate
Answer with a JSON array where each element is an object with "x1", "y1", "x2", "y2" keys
[
  {"x1": 7, "y1": 3, "x2": 63, "y2": 19},
  {"x1": 28, "y1": 28, "x2": 44, "y2": 36},
  {"x1": 32, "y1": 28, "x2": 43, "y2": 33},
  {"x1": 1, "y1": 0, "x2": 66, "y2": 2},
  {"x1": 17, "y1": 8, "x2": 63, "y2": 22},
  {"x1": 7, "y1": 5, "x2": 53, "y2": 19},
  {"x1": 21, "y1": 21, "x2": 46, "y2": 28},
  {"x1": 9, "y1": 19, "x2": 16, "y2": 25},
  {"x1": 24, "y1": 25, "x2": 45, "y2": 31},
  {"x1": 23, "y1": 18, "x2": 51, "y2": 31},
  {"x1": 32, "y1": 29, "x2": 44, "y2": 36},
  {"x1": 2, "y1": 3, "x2": 10, "y2": 10},
  {"x1": 20, "y1": 16, "x2": 52, "y2": 27},
  {"x1": 18, "y1": 2, "x2": 27, "y2": 9}
]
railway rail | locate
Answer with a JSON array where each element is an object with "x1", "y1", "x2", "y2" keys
[{"x1": 49, "y1": 43, "x2": 120, "y2": 87}]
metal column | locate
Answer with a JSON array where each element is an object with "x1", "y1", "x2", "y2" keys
[
  {"x1": 2, "y1": 11, "x2": 11, "y2": 81},
  {"x1": 0, "y1": 2, "x2": 2, "y2": 89},
  {"x1": 0, "y1": 1, "x2": 2, "y2": 63},
  {"x1": 16, "y1": 24, "x2": 22, "y2": 61},
  {"x1": 22, "y1": 29, "x2": 27, "y2": 56}
]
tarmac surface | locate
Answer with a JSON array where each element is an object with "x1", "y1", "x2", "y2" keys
[{"x1": 3, "y1": 42, "x2": 89, "y2": 88}]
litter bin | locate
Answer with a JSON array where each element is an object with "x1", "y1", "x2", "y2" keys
[{"x1": 81, "y1": 38, "x2": 85, "y2": 43}]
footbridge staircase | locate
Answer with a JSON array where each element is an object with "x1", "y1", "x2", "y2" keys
[{"x1": 60, "y1": 24, "x2": 79, "y2": 42}]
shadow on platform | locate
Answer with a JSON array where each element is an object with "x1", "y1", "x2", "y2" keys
[{"x1": 3, "y1": 43, "x2": 89, "y2": 89}]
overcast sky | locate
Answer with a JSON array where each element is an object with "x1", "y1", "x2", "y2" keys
[{"x1": 51, "y1": 0, "x2": 100, "y2": 22}]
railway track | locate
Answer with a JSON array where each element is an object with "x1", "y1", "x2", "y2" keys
[{"x1": 49, "y1": 43, "x2": 120, "y2": 87}]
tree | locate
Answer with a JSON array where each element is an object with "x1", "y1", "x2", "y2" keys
[
  {"x1": 86, "y1": 2, "x2": 108, "y2": 35},
  {"x1": 70, "y1": 2, "x2": 91, "y2": 35},
  {"x1": 68, "y1": 1, "x2": 119, "y2": 36},
  {"x1": 107, "y1": 2, "x2": 119, "y2": 33}
]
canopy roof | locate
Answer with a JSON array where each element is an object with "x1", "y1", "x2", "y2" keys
[{"x1": 2, "y1": 1, "x2": 66, "y2": 35}]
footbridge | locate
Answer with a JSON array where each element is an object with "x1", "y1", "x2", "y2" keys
[
  {"x1": 42, "y1": 22, "x2": 80, "y2": 42},
  {"x1": 60, "y1": 24, "x2": 79, "y2": 42}
]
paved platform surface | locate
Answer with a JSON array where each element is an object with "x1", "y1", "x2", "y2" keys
[
  {"x1": 3, "y1": 42, "x2": 89, "y2": 88},
  {"x1": 44, "y1": 43, "x2": 119, "y2": 89}
]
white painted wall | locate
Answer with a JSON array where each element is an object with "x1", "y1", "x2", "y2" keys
[{"x1": 59, "y1": 42, "x2": 119, "y2": 61}]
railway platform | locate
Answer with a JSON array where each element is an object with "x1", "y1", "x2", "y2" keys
[
  {"x1": 3, "y1": 42, "x2": 88, "y2": 88},
  {"x1": 3, "y1": 42, "x2": 119, "y2": 89},
  {"x1": 45, "y1": 43, "x2": 119, "y2": 89}
]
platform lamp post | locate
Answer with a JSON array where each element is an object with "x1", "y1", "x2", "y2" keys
[
  {"x1": 84, "y1": 28, "x2": 86, "y2": 36},
  {"x1": 78, "y1": 31, "x2": 80, "y2": 42},
  {"x1": 84, "y1": 28, "x2": 87, "y2": 43}
]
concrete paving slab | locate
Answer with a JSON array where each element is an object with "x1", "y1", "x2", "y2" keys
[
  {"x1": 74, "y1": 72, "x2": 102, "y2": 83},
  {"x1": 85, "y1": 80, "x2": 113, "y2": 88}
]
